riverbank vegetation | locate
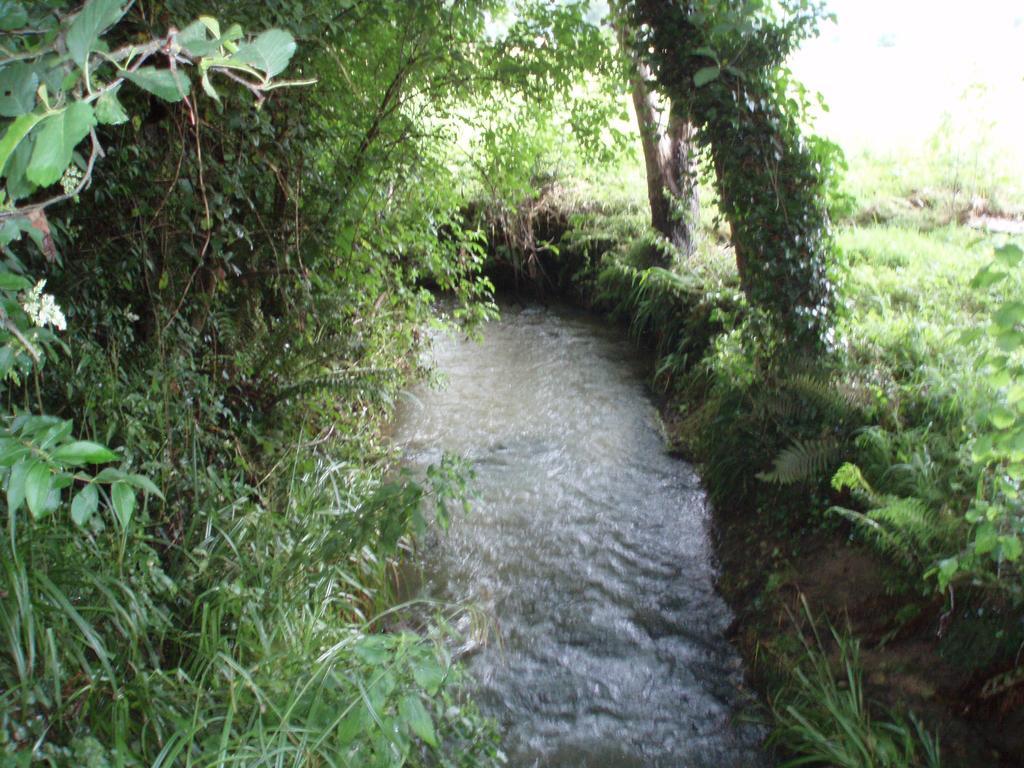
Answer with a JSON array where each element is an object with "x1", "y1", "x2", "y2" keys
[
  {"x1": 0, "y1": 1, "x2": 615, "y2": 764},
  {"x1": 3, "y1": 0, "x2": 1023, "y2": 765},
  {"x1": 475, "y1": 6, "x2": 1024, "y2": 761}
]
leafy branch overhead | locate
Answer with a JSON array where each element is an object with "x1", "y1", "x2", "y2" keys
[
  {"x1": 0, "y1": 0, "x2": 310, "y2": 228},
  {"x1": 0, "y1": 1, "x2": 309, "y2": 540}
]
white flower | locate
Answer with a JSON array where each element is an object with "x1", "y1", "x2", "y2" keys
[{"x1": 22, "y1": 280, "x2": 67, "y2": 332}]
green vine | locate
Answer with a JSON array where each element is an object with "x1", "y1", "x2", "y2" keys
[{"x1": 625, "y1": 0, "x2": 838, "y2": 350}]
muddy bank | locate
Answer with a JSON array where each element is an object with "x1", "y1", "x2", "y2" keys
[{"x1": 708, "y1": 495, "x2": 1024, "y2": 767}]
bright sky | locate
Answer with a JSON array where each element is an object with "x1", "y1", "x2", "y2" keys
[{"x1": 789, "y1": 0, "x2": 1024, "y2": 153}]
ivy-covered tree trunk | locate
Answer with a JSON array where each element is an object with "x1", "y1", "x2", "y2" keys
[
  {"x1": 624, "y1": 0, "x2": 836, "y2": 349},
  {"x1": 630, "y1": 70, "x2": 700, "y2": 260}
]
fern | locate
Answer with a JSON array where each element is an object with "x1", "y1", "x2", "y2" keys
[
  {"x1": 832, "y1": 461, "x2": 886, "y2": 507},
  {"x1": 275, "y1": 369, "x2": 395, "y2": 404},
  {"x1": 831, "y1": 495, "x2": 958, "y2": 577},
  {"x1": 786, "y1": 372, "x2": 870, "y2": 414},
  {"x1": 758, "y1": 437, "x2": 842, "y2": 485},
  {"x1": 756, "y1": 371, "x2": 869, "y2": 424}
]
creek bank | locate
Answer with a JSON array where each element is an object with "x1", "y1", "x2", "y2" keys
[{"x1": 476, "y1": 224, "x2": 1024, "y2": 766}]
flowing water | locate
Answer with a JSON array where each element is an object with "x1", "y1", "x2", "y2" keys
[{"x1": 395, "y1": 303, "x2": 765, "y2": 768}]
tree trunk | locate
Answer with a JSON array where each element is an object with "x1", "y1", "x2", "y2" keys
[{"x1": 629, "y1": 65, "x2": 700, "y2": 261}]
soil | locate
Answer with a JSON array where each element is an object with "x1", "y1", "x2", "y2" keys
[{"x1": 709, "y1": 498, "x2": 1024, "y2": 767}]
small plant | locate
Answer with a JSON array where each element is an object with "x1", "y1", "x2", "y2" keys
[
  {"x1": 930, "y1": 243, "x2": 1024, "y2": 596},
  {"x1": 769, "y1": 599, "x2": 942, "y2": 768},
  {"x1": 829, "y1": 462, "x2": 961, "y2": 591}
]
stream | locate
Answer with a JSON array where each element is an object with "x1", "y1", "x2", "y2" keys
[{"x1": 395, "y1": 303, "x2": 765, "y2": 767}]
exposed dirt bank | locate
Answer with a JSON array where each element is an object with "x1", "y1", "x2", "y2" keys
[{"x1": 705, "y1": 477, "x2": 1024, "y2": 767}]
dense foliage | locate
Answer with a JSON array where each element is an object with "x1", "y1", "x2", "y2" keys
[
  {"x1": 2, "y1": 0, "x2": 1021, "y2": 764},
  {"x1": 622, "y1": 0, "x2": 839, "y2": 348},
  {"x1": 0, "y1": 0, "x2": 619, "y2": 763}
]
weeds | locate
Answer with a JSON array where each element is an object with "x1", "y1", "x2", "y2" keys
[
  {"x1": 769, "y1": 600, "x2": 942, "y2": 768},
  {"x1": 0, "y1": 447, "x2": 501, "y2": 765}
]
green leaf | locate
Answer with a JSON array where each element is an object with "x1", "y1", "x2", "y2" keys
[
  {"x1": 959, "y1": 327, "x2": 985, "y2": 345},
  {"x1": 995, "y1": 329, "x2": 1024, "y2": 353},
  {"x1": 398, "y1": 695, "x2": 437, "y2": 748},
  {"x1": 0, "y1": 438, "x2": 28, "y2": 467},
  {"x1": 0, "y1": 219, "x2": 19, "y2": 248},
  {"x1": 995, "y1": 244, "x2": 1023, "y2": 269},
  {"x1": 988, "y1": 367, "x2": 1012, "y2": 389},
  {"x1": 0, "y1": 272, "x2": 30, "y2": 291},
  {"x1": 988, "y1": 406, "x2": 1017, "y2": 431},
  {"x1": 0, "y1": 347, "x2": 13, "y2": 380},
  {"x1": 71, "y1": 483, "x2": 99, "y2": 525},
  {"x1": 1001, "y1": 534, "x2": 1023, "y2": 562},
  {"x1": 974, "y1": 522, "x2": 998, "y2": 555},
  {"x1": 693, "y1": 66, "x2": 721, "y2": 87},
  {"x1": 38, "y1": 420, "x2": 73, "y2": 451},
  {"x1": 970, "y1": 264, "x2": 1007, "y2": 290},
  {"x1": 125, "y1": 473, "x2": 164, "y2": 500},
  {"x1": 26, "y1": 102, "x2": 97, "y2": 187},
  {"x1": 355, "y1": 635, "x2": 392, "y2": 664},
  {"x1": 936, "y1": 556, "x2": 958, "y2": 591},
  {"x1": 0, "y1": 1, "x2": 28, "y2": 31},
  {"x1": 7, "y1": 457, "x2": 28, "y2": 513},
  {"x1": 25, "y1": 460, "x2": 52, "y2": 520},
  {"x1": 337, "y1": 705, "x2": 367, "y2": 746},
  {"x1": 0, "y1": 63, "x2": 39, "y2": 117},
  {"x1": 972, "y1": 433, "x2": 995, "y2": 462},
  {"x1": 994, "y1": 301, "x2": 1024, "y2": 330},
  {"x1": 177, "y1": 20, "x2": 221, "y2": 58},
  {"x1": 67, "y1": 0, "x2": 125, "y2": 68},
  {"x1": 233, "y1": 29, "x2": 296, "y2": 78},
  {"x1": 94, "y1": 88, "x2": 129, "y2": 125},
  {"x1": 51, "y1": 440, "x2": 119, "y2": 466},
  {"x1": 111, "y1": 481, "x2": 135, "y2": 528},
  {"x1": 123, "y1": 67, "x2": 192, "y2": 102},
  {"x1": 0, "y1": 111, "x2": 45, "y2": 176},
  {"x1": 200, "y1": 72, "x2": 220, "y2": 103},
  {"x1": 5, "y1": 131, "x2": 36, "y2": 200},
  {"x1": 93, "y1": 467, "x2": 126, "y2": 483},
  {"x1": 221, "y1": 23, "x2": 244, "y2": 43},
  {"x1": 197, "y1": 16, "x2": 221, "y2": 38},
  {"x1": 1006, "y1": 384, "x2": 1024, "y2": 405},
  {"x1": 412, "y1": 656, "x2": 445, "y2": 695}
]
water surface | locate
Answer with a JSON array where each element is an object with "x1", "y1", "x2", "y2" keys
[{"x1": 396, "y1": 304, "x2": 764, "y2": 767}]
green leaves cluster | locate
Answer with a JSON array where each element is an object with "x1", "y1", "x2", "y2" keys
[
  {"x1": 0, "y1": 412, "x2": 160, "y2": 527},
  {"x1": 821, "y1": 243, "x2": 1024, "y2": 599},
  {"x1": 340, "y1": 632, "x2": 450, "y2": 759},
  {"x1": 623, "y1": 0, "x2": 837, "y2": 350},
  {"x1": 0, "y1": 0, "x2": 299, "y2": 217},
  {"x1": 939, "y1": 243, "x2": 1024, "y2": 594},
  {"x1": 0, "y1": 2, "x2": 515, "y2": 764}
]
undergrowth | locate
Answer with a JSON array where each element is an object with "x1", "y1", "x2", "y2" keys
[
  {"x1": 482, "y1": 162, "x2": 1024, "y2": 763},
  {"x1": 768, "y1": 600, "x2": 942, "y2": 768}
]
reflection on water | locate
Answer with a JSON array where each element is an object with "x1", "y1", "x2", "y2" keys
[{"x1": 395, "y1": 304, "x2": 764, "y2": 768}]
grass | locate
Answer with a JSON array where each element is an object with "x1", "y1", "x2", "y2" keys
[
  {"x1": 0, "y1": 447, "x2": 501, "y2": 766},
  {"x1": 768, "y1": 600, "x2": 942, "y2": 768}
]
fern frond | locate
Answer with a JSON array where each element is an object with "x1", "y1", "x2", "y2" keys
[
  {"x1": 275, "y1": 369, "x2": 394, "y2": 404},
  {"x1": 785, "y1": 373, "x2": 870, "y2": 413},
  {"x1": 830, "y1": 497, "x2": 957, "y2": 576},
  {"x1": 830, "y1": 462, "x2": 887, "y2": 507},
  {"x1": 758, "y1": 437, "x2": 842, "y2": 485},
  {"x1": 871, "y1": 498, "x2": 954, "y2": 555},
  {"x1": 755, "y1": 390, "x2": 804, "y2": 421},
  {"x1": 831, "y1": 504, "x2": 921, "y2": 571}
]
